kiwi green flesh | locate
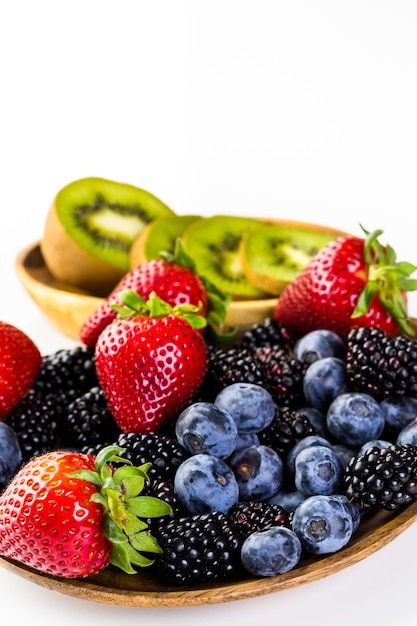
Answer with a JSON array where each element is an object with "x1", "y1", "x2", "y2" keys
[
  {"x1": 55, "y1": 177, "x2": 174, "y2": 270},
  {"x1": 182, "y1": 215, "x2": 269, "y2": 299},
  {"x1": 143, "y1": 214, "x2": 200, "y2": 259},
  {"x1": 242, "y1": 225, "x2": 336, "y2": 286}
]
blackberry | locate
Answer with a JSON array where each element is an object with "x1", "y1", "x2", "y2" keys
[
  {"x1": 199, "y1": 345, "x2": 267, "y2": 400},
  {"x1": 59, "y1": 386, "x2": 122, "y2": 450},
  {"x1": 115, "y1": 431, "x2": 190, "y2": 484},
  {"x1": 259, "y1": 406, "x2": 317, "y2": 459},
  {"x1": 346, "y1": 326, "x2": 417, "y2": 401},
  {"x1": 239, "y1": 317, "x2": 294, "y2": 352},
  {"x1": 255, "y1": 345, "x2": 307, "y2": 406},
  {"x1": 153, "y1": 511, "x2": 243, "y2": 585},
  {"x1": 344, "y1": 443, "x2": 417, "y2": 511},
  {"x1": 143, "y1": 480, "x2": 185, "y2": 530},
  {"x1": 5, "y1": 390, "x2": 59, "y2": 462},
  {"x1": 229, "y1": 500, "x2": 291, "y2": 538},
  {"x1": 32, "y1": 345, "x2": 98, "y2": 399}
]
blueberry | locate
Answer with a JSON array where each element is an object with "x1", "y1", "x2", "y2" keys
[
  {"x1": 286, "y1": 435, "x2": 333, "y2": 481},
  {"x1": 174, "y1": 453, "x2": 239, "y2": 514},
  {"x1": 292, "y1": 494, "x2": 354, "y2": 554},
  {"x1": 331, "y1": 443, "x2": 357, "y2": 470},
  {"x1": 331, "y1": 494, "x2": 363, "y2": 533},
  {"x1": 241, "y1": 526, "x2": 302, "y2": 577},
  {"x1": 0, "y1": 422, "x2": 22, "y2": 490},
  {"x1": 294, "y1": 445, "x2": 343, "y2": 496},
  {"x1": 233, "y1": 432, "x2": 260, "y2": 452},
  {"x1": 380, "y1": 396, "x2": 417, "y2": 436},
  {"x1": 175, "y1": 402, "x2": 238, "y2": 459},
  {"x1": 302, "y1": 357, "x2": 347, "y2": 413},
  {"x1": 228, "y1": 444, "x2": 284, "y2": 501},
  {"x1": 294, "y1": 329, "x2": 346, "y2": 364},
  {"x1": 214, "y1": 383, "x2": 276, "y2": 433},
  {"x1": 268, "y1": 488, "x2": 306, "y2": 513},
  {"x1": 397, "y1": 417, "x2": 417, "y2": 446},
  {"x1": 326, "y1": 392, "x2": 385, "y2": 447}
]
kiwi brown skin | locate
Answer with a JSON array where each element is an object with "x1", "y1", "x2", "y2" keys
[
  {"x1": 41, "y1": 203, "x2": 126, "y2": 296},
  {"x1": 41, "y1": 177, "x2": 174, "y2": 296}
]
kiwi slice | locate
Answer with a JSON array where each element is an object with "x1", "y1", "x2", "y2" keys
[
  {"x1": 129, "y1": 214, "x2": 200, "y2": 268},
  {"x1": 181, "y1": 215, "x2": 270, "y2": 300},
  {"x1": 41, "y1": 177, "x2": 174, "y2": 296},
  {"x1": 241, "y1": 223, "x2": 339, "y2": 295}
]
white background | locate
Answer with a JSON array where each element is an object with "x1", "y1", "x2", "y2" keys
[{"x1": 1, "y1": 1, "x2": 417, "y2": 624}]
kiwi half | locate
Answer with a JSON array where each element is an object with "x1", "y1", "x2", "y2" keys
[
  {"x1": 241, "y1": 223, "x2": 339, "y2": 295},
  {"x1": 41, "y1": 177, "x2": 174, "y2": 296},
  {"x1": 129, "y1": 214, "x2": 200, "y2": 268},
  {"x1": 181, "y1": 215, "x2": 270, "y2": 300}
]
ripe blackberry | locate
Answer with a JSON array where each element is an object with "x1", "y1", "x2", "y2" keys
[
  {"x1": 199, "y1": 345, "x2": 267, "y2": 400},
  {"x1": 5, "y1": 390, "x2": 59, "y2": 462},
  {"x1": 143, "y1": 480, "x2": 185, "y2": 530},
  {"x1": 255, "y1": 346, "x2": 307, "y2": 406},
  {"x1": 153, "y1": 511, "x2": 243, "y2": 585},
  {"x1": 259, "y1": 406, "x2": 317, "y2": 459},
  {"x1": 32, "y1": 345, "x2": 98, "y2": 399},
  {"x1": 59, "y1": 386, "x2": 122, "y2": 450},
  {"x1": 344, "y1": 443, "x2": 417, "y2": 511},
  {"x1": 239, "y1": 317, "x2": 294, "y2": 352},
  {"x1": 229, "y1": 500, "x2": 291, "y2": 538},
  {"x1": 115, "y1": 431, "x2": 190, "y2": 484},
  {"x1": 346, "y1": 326, "x2": 417, "y2": 401}
]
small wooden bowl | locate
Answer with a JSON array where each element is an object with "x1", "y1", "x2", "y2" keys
[{"x1": 16, "y1": 219, "x2": 349, "y2": 341}]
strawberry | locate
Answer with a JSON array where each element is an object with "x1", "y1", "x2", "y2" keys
[
  {"x1": 80, "y1": 239, "x2": 231, "y2": 347},
  {"x1": 0, "y1": 321, "x2": 42, "y2": 419},
  {"x1": 0, "y1": 445, "x2": 171, "y2": 578},
  {"x1": 95, "y1": 290, "x2": 208, "y2": 434},
  {"x1": 273, "y1": 227, "x2": 417, "y2": 340}
]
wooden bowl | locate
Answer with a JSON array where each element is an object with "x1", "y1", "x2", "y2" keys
[
  {"x1": 15, "y1": 219, "x2": 349, "y2": 341},
  {"x1": 12, "y1": 221, "x2": 417, "y2": 607}
]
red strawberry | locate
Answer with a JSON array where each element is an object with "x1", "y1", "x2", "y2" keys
[
  {"x1": 273, "y1": 227, "x2": 417, "y2": 340},
  {"x1": 0, "y1": 445, "x2": 171, "y2": 578},
  {"x1": 95, "y1": 290, "x2": 208, "y2": 433},
  {"x1": 0, "y1": 321, "x2": 42, "y2": 419}
]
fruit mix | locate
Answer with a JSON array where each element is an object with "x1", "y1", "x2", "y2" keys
[{"x1": 2, "y1": 177, "x2": 417, "y2": 587}]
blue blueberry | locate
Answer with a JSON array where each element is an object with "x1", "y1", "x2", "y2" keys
[
  {"x1": 241, "y1": 526, "x2": 302, "y2": 577},
  {"x1": 233, "y1": 432, "x2": 260, "y2": 452},
  {"x1": 292, "y1": 494, "x2": 354, "y2": 554},
  {"x1": 294, "y1": 329, "x2": 346, "y2": 364},
  {"x1": 326, "y1": 392, "x2": 385, "y2": 447},
  {"x1": 331, "y1": 443, "x2": 357, "y2": 470},
  {"x1": 286, "y1": 435, "x2": 333, "y2": 481},
  {"x1": 175, "y1": 401, "x2": 238, "y2": 459},
  {"x1": 380, "y1": 396, "x2": 417, "y2": 436},
  {"x1": 294, "y1": 445, "x2": 343, "y2": 496},
  {"x1": 302, "y1": 357, "x2": 347, "y2": 412},
  {"x1": 174, "y1": 453, "x2": 239, "y2": 514},
  {"x1": 397, "y1": 417, "x2": 417, "y2": 446},
  {"x1": 214, "y1": 383, "x2": 276, "y2": 433},
  {"x1": 331, "y1": 494, "x2": 363, "y2": 533},
  {"x1": 228, "y1": 444, "x2": 284, "y2": 501},
  {"x1": 268, "y1": 488, "x2": 306, "y2": 513},
  {"x1": 0, "y1": 422, "x2": 22, "y2": 490}
]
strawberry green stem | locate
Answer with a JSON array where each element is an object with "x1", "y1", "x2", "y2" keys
[{"x1": 68, "y1": 445, "x2": 172, "y2": 574}]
